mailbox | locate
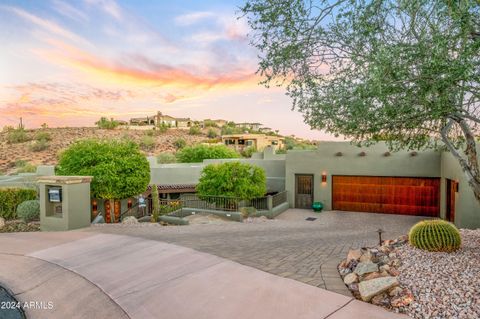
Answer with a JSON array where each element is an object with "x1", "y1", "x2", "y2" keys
[{"x1": 48, "y1": 187, "x2": 62, "y2": 202}]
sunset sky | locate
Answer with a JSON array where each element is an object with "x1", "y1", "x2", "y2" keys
[{"x1": 0, "y1": 0, "x2": 340, "y2": 140}]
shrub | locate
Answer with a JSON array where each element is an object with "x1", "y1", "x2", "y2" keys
[
  {"x1": 95, "y1": 117, "x2": 119, "y2": 129},
  {"x1": 176, "y1": 144, "x2": 240, "y2": 163},
  {"x1": 140, "y1": 135, "x2": 155, "y2": 151},
  {"x1": 196, "y1": 162, "x2": 266, "y2": 200},
  {"x1": 188, "y1": 126, "x2": 201, "y2": 135},
  {"x1": 157, "y1": 123, "x2": 168, "y2": 133},
  {"x1": 7, "y1": 128, "x2": 30, "y2": 144},
  {"x1": 15, "y1": 161, "x2": 37, "y2": 173},
  {"x1": 30, "y1": 139, "x2": 49, "y2": 152},
  {"x1": 241, "y1": 146, "x2": 257, "y2": 158},
  {"x1": 145, "y1": 130, "x2": 154, "y2": 137},
  {"x1": 207, "y1": 128, "x2": 218, "y2": 138},
  {"x1": 174, "y1": 138, "x2": 186, "y2": 149},
  {"x1": 157, "y1": 153, "x2": 177, "y2": 164},
  {"x1": 35, "y1": 131, "x2": 51, "y2": 141},
  {"x1": 0, "y1": 188, "x2": 37, "y2": 219},
  {"x1": 17, "y1": 200, "x2": 40, "y2": 222},
  {"x1": 203, "y1": 120, "x2": 218, "y2": 128},
  {"x1": 409, "y1": 219, "x2": 461, "y2": 252}
]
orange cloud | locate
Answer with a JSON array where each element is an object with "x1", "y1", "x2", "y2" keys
[{"x1": 35, "y1": 39, "x2": 259, "y2": 90}]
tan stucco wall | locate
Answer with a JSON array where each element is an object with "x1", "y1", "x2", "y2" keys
[
  {"x1": 440, "y1": 150, "x2": 480, "y2": 229},
  {"x1": 285, "y1": 142, "x2": 442, "y2": 210}
]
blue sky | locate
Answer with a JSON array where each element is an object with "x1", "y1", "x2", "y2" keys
[{"x1": 0, "y1": 0, "x2": 340, "y2": 140}]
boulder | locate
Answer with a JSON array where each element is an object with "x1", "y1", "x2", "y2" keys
[
  {"x1": 122, "y1": 216, "x2": 138, "y2": 224},
  {"x1": 371, "y1": 293, "x2": 390, "y2": 307},
  {"x1": 343, "y1": 273, "x2": 358, "y2": 285},
  {"x1": 388, "y1": 267, "x2": 400, "y2": 276},
  {"x1": 0, "y1": 217, "x2": 5, "y2": 228},
  {"x1": 391, "y1": 289, "x2": 414, "y2": 307},
  {"x1": 359, "y1": 250, "x2": 372, "y2": 263},
  {"x1": 347, "y1": 249, "x2": 362, "y2": 262},
  {"x1": 379, "y1": 264, "x2": 390, "y2": 272},
  {"x1": 388, "y1": 286, "x2": 403, "y2": 297},
  {"x1": 354, "y1": 262, "x2": 378, "y2": 276},
  {"x1": 362, "y1": 271, "x2": 389, "y2": 281},
  {"x1": 359, "y1": 276, "x2": 399, "y2": 301}
]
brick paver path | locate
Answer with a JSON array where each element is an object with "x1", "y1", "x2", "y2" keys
[{"x1": 87, "y1": 210, "x2": 424, "y2": 296}]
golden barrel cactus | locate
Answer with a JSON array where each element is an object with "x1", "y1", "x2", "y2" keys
[{"x1": 408, "y1": 219, "x2": 461, "y2": 252}]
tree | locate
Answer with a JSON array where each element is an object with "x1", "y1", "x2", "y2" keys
[
  {"x1": 56, "y1": 139, "x2": 150, "y2": 223},
  {"x1": 196, "y1": 162, "x2": 266, "y2": 200},
  {"x1": 176, "y1": 144, "x2": 240, "y2": 163},
  {"x1": 241, "y1": 0, "x2": 480, "y2": 202},
  {"x1": 95, "y1": 117, "x2": 119, "y2": 129}
]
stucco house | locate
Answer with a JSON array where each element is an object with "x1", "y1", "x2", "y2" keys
[
  {"x1": 155, "y1": 112, "x2": 176, "y2": 127},
  {"x1": 235, "y1": 122, "x2": 263, "y2": 131},
  {"x1": 222, "y1": 134, "x2": 285, "y2": 152},
  {"x1": 176, "y1": 118, "x2": 192, "y2": 128}
]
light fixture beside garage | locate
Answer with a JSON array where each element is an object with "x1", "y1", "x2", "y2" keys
[
  {"x1": 359, "y1": 151, "x2": 366, "y2": 157},
  {"x1": 321, "y1": 172, "x2": 327, "y2": 183}
]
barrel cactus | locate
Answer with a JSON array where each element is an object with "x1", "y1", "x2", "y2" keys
[{"x1": 408, "y1": 219, "x2": 461, "y2": 252}]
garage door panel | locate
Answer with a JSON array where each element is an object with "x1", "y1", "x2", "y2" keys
[{"x1": 332, "y1": 176, "x2": 440, "y2": 217}]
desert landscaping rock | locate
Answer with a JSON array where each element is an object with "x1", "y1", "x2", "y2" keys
[
  {"x1": 0, "y1": 217, "x2": 5, "y2": 228},
  {"x1": 359, "y1": 276, "x2": 399, "y2": 301},
  {"x1": 122, "y1": 216, "x2": 138, "y2": 225},
  {"x1": 343, "y1": 273, "x2": 358, "y2": 285},
  {"x1": 354, "y1": 262, "x2": 378, "y2": 276},
  {"x1": 347, "y1": 249, "x2": 362, "y2": 262}
]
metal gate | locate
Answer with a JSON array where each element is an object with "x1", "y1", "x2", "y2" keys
[{"x1": 295, "y1": 174, "x2": 314, "y2": 209}]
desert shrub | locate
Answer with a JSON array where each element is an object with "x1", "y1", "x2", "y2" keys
[
  {"x1": 241, "y1": 146, "x2": 257, "y2": 158},
  {"x1": 35, "y1": 131, "x2": 51, "y2": 141},
  {"x1": 196, "y1": 162, "x2": 266, "y2": 200},
  {"x1": 96, "y1": 117, "x2": 119, "y2": 129},
  {"x1": 7, "y1": 128, "x2": 30, "y2": 144},
  {"x1": 188, "y1": 126, "x2": 201, "y2": 135},
  {"x1": 174, "y1": 138, "x2": 186, "y2": 149},
  {"x1": 409, "y1": 219, "x2": 461, "y2": 252},
  {"x1": 30, "y1": 139, "x2": 49, "y2": 152},
  {"x1": 176, "y1": 144, "x2": 240, "y2": 163},
  {"x1": 157, "y1": 123, "x2": 169, "y2": 133},
  {"x1": 203, "y1": 120, "x2": 218, "y2": 128},
  {"x1": 0, "y1": 188, "x2": 37, "y2": 219},
  {"x1": 17, "y1": 200, "x2": 40, "y2": 222},
  {"x1": 140, "y1": 135, "x2": 155, "y2": 151},
  {"x1": 15, "y1": 161, "x2": 37, "y2": 174},
  {"x1": 157, "y1": 153, "x2": 177, "y2": 164},
  {"x1": 207, "y1": 128, "x2": 218, "y2": 138},
  {"x1": 145, "y1": 130, "x2": 154, "y2": 137}
]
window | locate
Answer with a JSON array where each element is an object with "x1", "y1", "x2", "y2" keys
[
  {"x1": 271, "y1": 141, "x2": 278, "y2": 145},
  {"x1": 238, "y1": 139, "x2": 245, "y2": 145},
  {"x1": 246, "y1": 140, "x2": 253, "y2": 146}
]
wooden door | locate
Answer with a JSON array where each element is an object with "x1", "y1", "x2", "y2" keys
[
  {"x1": 446, "y1": 179, "x2": 456, "y2": 222},
  {"x1": 295, "y1": 174, "x2": 314, "y2": 209},
  {"x1": 332, "y1": 176, "x2": 440, "y2": 216}
]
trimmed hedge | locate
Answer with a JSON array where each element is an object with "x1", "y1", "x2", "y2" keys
[{"x1": 0, "y1": 188, "x2": 37, "y2": 220}]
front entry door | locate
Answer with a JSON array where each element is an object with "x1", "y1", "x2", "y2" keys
[
  {"x1": 446, "y1": 179, "x2": 456, "y2": 222},
  {"x1": 295, "y1": 174, "x2": 314, "y2": 209}
]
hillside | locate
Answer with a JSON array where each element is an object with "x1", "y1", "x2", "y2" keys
[{"x1": 0, "y1": 127, "x2": 209, "y2": 175}]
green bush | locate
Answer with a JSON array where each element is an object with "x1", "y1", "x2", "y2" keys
[
  {"x1": 145, "y1": 130, "x2": 154, "y2": 137},
  {"x1": 35, "y1": 131, "x2": 51, "y2": 141},
  {"x1": 17, "y1": 200, "x2": 40, "y2": 222},
  {"x1": 140, "y1": 135, "x2": 155, "y2": 151},
  {"x1": 207, "y1": 128, "x2": 218, "y2": 138},
  {"x1": 157, "y1": 153, "x2": 177, "y2": 164},
  {"x1": 241, "y1": 146, "x2": 257, "y2": 158},
  {"x1": 95, "y1": 117, "x2": 119, "y2": 129},
  {"x1": 176, "y1": 144, "x2": 240, "y2": 163},
  {"x1": 203, "y1": 120, "x2": 218, "y2": 128},
  {"x1": 409, "y1": 219, "x2": 461, "y2": 252},
  {"x1": 7, "y1": 128, "x2": 30, "y2": 144},
  {"x1": 196, "y1": 162, "x2": 266, "y2": 200},
  {"x1": 174, "y1": 138, "x2": 186, "y2": 149},
  {"x1": 0, "y1": 188, "x2": 37, "y2": 219},
  {"x1": 30, "y1": 139, "x2": 49, "y2": 152},
  {"x1": 188, "y1": 126, "x2": 201, "y2": 135},
  {"x1": 157, "y1": 123, "x2": 169, "y2": 133},
  {"x1": 15, "y1": 161, "x2": 37, "y2": 173}
]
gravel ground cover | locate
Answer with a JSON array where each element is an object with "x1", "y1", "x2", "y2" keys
[{"x1": 397, "y1": 229, "x2": 480, "y2": 319}]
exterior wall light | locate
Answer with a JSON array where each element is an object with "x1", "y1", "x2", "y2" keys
[
  {"x1": 322, "y1": 172, "x2": 327, "y2": 183},
  {"x1": 359, "y1": 151, "x2": 366, "y2": 157}
]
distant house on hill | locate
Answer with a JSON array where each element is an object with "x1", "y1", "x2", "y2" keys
[
  {"x1": 129, "y1": 116, "x2": 155, "y2": 126},
  {"x1": 259, "y1": 127, "x2": 272, "y2": 133},
  {"x1": 176, "y1": 118, "x2": 192, "y2": 128},
  {"x1": 222, "y1": 133, "x2": 285, "y2": 152},
  {"x1": 155, "y1": 112, "x2": 176, "y2": 127},
  {"x1": 235, "y1": 122, "x2": 262, "y2": 131}
]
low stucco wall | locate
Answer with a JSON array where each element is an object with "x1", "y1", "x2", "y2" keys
[
  {"x1": 440, "y1": 150, "x2": 480, "y2": 229},
  {"x1": 285, "y1": 142, "x2": 442, "y2": 210}
]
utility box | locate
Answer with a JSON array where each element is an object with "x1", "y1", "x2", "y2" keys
[{"x1": 37, "y1": 176, "x2": 93, "y2": 231}]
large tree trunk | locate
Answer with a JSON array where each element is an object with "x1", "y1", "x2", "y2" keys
[
  {"x1": 441, "y1": 119, "x2": 480, "y2": 203},
  {"x1": 110, "y1": 198, "x2": 116, "y2": 223}
]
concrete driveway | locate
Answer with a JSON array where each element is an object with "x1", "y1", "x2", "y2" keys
[{"x1": 88, "y1": 209, "x2": 425, "y2": 295}]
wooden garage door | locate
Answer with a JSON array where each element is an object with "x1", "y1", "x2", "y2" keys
[{"x1": 332, "y1": 176, "x2": 440, "y2": 216}]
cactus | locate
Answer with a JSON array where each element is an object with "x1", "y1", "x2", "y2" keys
[{"x1": 408, "y1": 219, "x2": 461, "y2": 252}]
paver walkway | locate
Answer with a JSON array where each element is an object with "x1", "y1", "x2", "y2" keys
[
  {"x1": 0, "y1": 231, "x2": 405, "y2": 319},
  {"x1": 88, "y1": 210, "x2": 425, "y2": 295}
]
